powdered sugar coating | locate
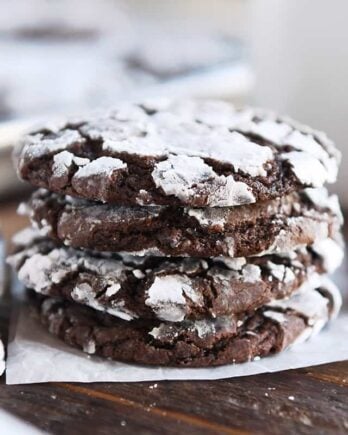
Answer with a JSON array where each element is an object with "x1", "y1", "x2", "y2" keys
[
  {"x1": 304, "y1": 188, "x2": 343, "y2": 224},
  {"x1": 241, "y1": 120, "x2": 292, "y2": 143},
  {"x1": 17, "y1": 99, "x2": 340, "y2": 207},
  {"x1": 9, "y1": 229, "x2": 340, "y2": 323},
  {"x1": 52, "y1": 151, "x2": 89, "y2": 178},
  {"x1": 266, "y1": 275, "x2": 342, "y2": 344},
  {"x1": 149, "y1": 316, "x2": 236, "y2": 340},
  {"x1": 311, "y1": 238, "x2": 344, "y2": 273},
  {"x1": 241, "y1": 264, "x2": 262, "y2": 283},
  {"x1": 71, "y1": 282, "x2": 135, "y2": 321},
  {"x1": 74, "y1": 156, "x2": 127, "y2": 179},
  {"x1": 11, "y1": 226, "x2": 43, "y2": 247},
  {"x1": 152, "y1": 155, "x2": 255, "y2": 206},
  {"x1": 149, "y1": 276, "x2": 340, "y2": 343},
  {"x1": 266, "y1": 262, "x2": 296, "y2": 283},
  {"x1": 20, "y1": 129, "x2": 84, "y2": 161},
  {"x1": 17, "y1": 251, "x2": 67, "y2": 293},
  {"x1": 263, "y1": 275, "x2": 341, "y2": 348},
  {"x1": 282, "y1": 151, "x2": 328, "y2": 187},
  {"x1": 262, "y1": 311, "x2": 287, "y2": 324},
  {"x1": 186, "y1": 208, "x2": 227, "y2": 229},
  {"x1": 320, "y1": 276, "x2": 343, "y2": 320},
  {"x1": 51, "y1": 150, "x2": 90, "y2": 189},
  {"x1": 145, "y1": 275, "x2": 203, "y2": 322},
  {"x1": 190, "y1": 316, "x2": 236, "y2": 339},
  {"x1": 255, "y1": 216, "x2": 334, "y2": 257},
  {"x1": 21, "y1": 185, "x2": 344, "y2": 259},
  {"x1": 90, "y1": 104, "x2": 274, "y2": 177},
  {"x1": 267, "y1": 274, "x2": 337, "y2": 320}
]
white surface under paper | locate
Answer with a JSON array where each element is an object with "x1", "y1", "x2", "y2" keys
[
  {"x1": 0, "y1": 410, "x2": 44, "y2": 435},
  {"x1": 5, "y1": 300, "x2": 348, "y2": 385}
]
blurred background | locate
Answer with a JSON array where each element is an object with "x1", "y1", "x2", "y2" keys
[{"x1": 0, "y1": 0, "x2": 347, "y2": 207}]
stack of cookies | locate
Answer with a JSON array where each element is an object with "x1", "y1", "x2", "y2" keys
[{"x1": 8, "y1": 99, "x2": 343, "y2": 367}]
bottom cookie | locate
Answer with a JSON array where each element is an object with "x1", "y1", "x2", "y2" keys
[{"x1": 30, "y1": 277, "x2": 341, "y2": 368}]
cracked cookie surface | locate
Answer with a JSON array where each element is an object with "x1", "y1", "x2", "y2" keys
[
  {"x1": 15, "y1": 99, "x2": 340, "y2": 207},
  {"x1": 8, "y1": 228, "x2": 343, "y2": 323},
  {"x1": 22, "y1": 187, "x2": 343, "y2": 257},
  {"x1": 29, "y1": 276, "x2": 341, "y2": 367}
]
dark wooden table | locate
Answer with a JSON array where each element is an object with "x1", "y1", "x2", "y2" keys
[{"x1": 0, "y1": 201, "x2": 347, "y2": 435}]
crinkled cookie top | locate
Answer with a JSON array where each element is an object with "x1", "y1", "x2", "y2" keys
[{"x1": 15, "y1": 99, "x2": 340, "y2": 207}]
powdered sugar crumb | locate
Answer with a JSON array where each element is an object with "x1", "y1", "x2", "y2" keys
[{"x1": 74, "y1": 156, "x2": 127, "y2": 178}]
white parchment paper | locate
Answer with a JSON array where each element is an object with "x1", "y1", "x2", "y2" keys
[{"x1": 6, "y1": 298, "x2": 348, "y2": 385}]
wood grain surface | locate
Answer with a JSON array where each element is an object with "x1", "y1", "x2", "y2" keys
[{"x1": 0, "y1": 201, "x2": 347, "y2": 435}]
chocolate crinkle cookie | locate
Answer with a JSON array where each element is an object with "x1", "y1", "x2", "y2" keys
[
  {"x1": 14, "y1": 99, "x2": 340, "y2": 207},
  {"x1": 8, "y1": 98, "x2": 344, "y2": 369},
  {"x1": 29, "y1": 276, "x2": 341, "y2": 367},
  {"x1": 8, "y1": 228, "x2": 343, "y2": 323},
  {"x1": 21, "y1": 187, "x2": 342, "y2": 257}
]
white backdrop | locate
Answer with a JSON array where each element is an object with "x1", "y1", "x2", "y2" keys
[
  {"x1": 247, "y1": 0, "x2": 348, "y2": 203},
  {"x1": 129, "y1": 0, "x2": 348, "y2": 204}
]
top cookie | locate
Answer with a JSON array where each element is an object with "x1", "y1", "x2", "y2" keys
[{"x1": 15, "y1": 99, "x2": 340, "y2": 207}]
